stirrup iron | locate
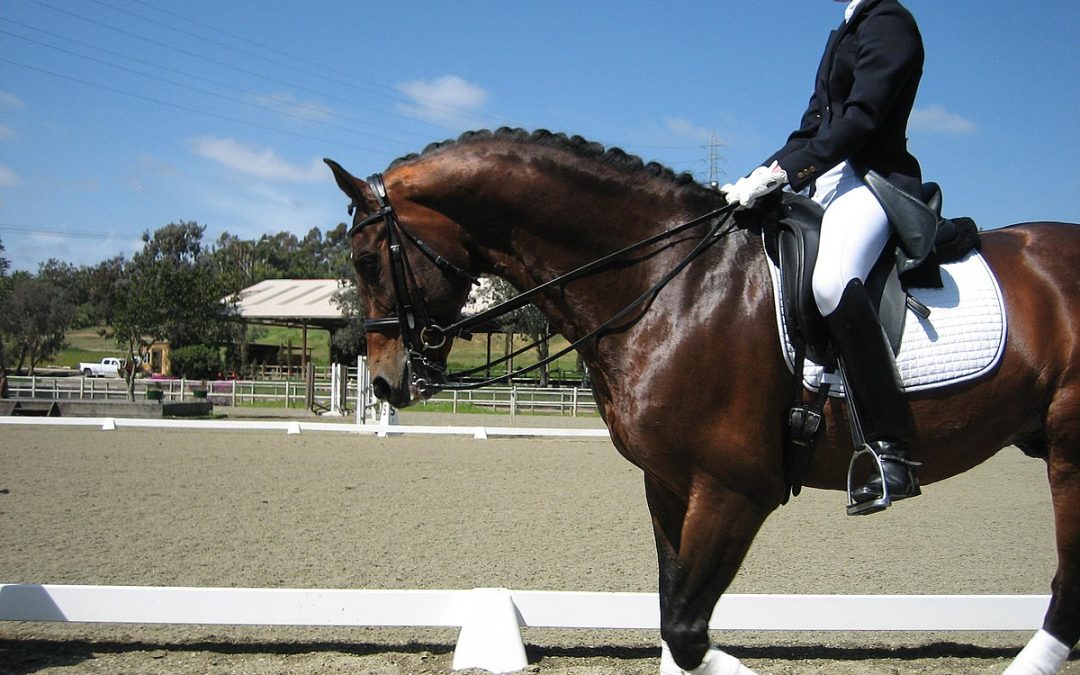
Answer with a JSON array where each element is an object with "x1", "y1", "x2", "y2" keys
[{"x1": 846, "y1": 444, "x2": 891, "y2": 516}]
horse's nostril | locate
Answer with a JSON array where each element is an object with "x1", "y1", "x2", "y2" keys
[{"x1": 371, "y1": 377, "x2": 391, "y2": 401}]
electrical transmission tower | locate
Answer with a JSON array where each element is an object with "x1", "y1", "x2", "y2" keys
[{"x1": 703, "y1": 133, "x2": 725, "y2": 187}]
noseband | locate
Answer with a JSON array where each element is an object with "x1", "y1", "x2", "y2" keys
[{"x1": 348, "y1": 173, "x2": 479, "y2": 389}]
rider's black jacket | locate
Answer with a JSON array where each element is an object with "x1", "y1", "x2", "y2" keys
[{"x1": 766, "y1": 0, "x2": 924, "y2": 198}]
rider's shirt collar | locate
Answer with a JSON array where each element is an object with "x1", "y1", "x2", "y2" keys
[{"x1": 845, "y1": 0, "x2": 865, "y2": 23}]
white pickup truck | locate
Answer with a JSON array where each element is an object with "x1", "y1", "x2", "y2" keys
[{"x1": 79, "y1": 357, "x2": 125, "y2": 378}]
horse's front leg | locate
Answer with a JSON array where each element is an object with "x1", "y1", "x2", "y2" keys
[
  {"x1": 645, "y1": 472, "x2": 776, "y2": 674},
  {"x1": 1005, "y1": 439, "x2": 1080, "y2": 674}
]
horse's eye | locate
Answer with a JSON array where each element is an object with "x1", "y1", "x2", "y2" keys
[{"x1": 354, "y1": 253, "x2": 379, "y2": 279}]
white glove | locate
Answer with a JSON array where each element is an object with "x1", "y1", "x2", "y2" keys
[{"x1": 720, "y1": 161, "x2": 788, "y2": 209}]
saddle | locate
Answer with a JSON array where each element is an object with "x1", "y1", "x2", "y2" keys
[
  {"x1": 758, "y1": 176, "x2": 981, "y2": 502},
  {"x1": 761, "y1": 176, "x2": 980, "y2": 366}
]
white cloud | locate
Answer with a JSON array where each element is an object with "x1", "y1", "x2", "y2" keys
[
  {"x1": 189, "y1": 136, "x2": 325, "y2": 183},
  {"x1": 0, "y1": 164, "x2": 21, "y2": 187},
  {"x1": 0, "y1": 123, "x2": 14, "y2": 140},
  {"x1": 910, "y1": 104, "x2": 977, "y2": 135},
  {"x1": 0, "y1": 90, "x2": 25, "y2": 109},
  {"x1": 664, "y1": 117, "x2": 715, "y2": 143},
  {"x1": 396, "y1": 75, "x2": 489, "y2": 128}
]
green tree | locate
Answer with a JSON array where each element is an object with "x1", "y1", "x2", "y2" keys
[
  {"x1": 210, "y1": 232, "x2": 272, "y2": 295},
  {"x1": 110, "y1": 262, "x2": 156, "y2": 399},
  {"x1": 169, "y1": 344, "x2": 222, "y2": 379},
  {"x1": 36, "y1": 259, "x2": 94, "y2": 328},
  {"x1": 330, "y1": 280, "x2": 366, "y2": 364},
  {"x1": 0, "y1": 273, "x2": 75, "y2": 373},
  {"x1": 110, "y1": 221, "x2": 234, "y2": 398},
  {"x1": 85, "y1": 256, "x2": 125, "y2": 329},
  {"x1": 131, "y1": 221, "x2": 233, "y2": 348}
]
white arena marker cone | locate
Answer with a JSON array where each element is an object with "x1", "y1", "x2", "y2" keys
[
  {"x1": 452, "y1": 588, "x2": 528, "y2": 673},
  {"x1": 286, "y1": 421, "x2": 301, "y2": 435},
  {"x1": 100, "y1": 418, "x2": 116, "y2": 431},
  {"x1": 473, "y1": 427, "x2": 489, "y2": 440},
  {"x1": 376, "y1": 402, "x2": 399, "y2": 438}
]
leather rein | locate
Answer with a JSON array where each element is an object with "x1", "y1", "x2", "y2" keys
[{"x1": 348, "y1": 172, "x2": 738, "y2": 395}]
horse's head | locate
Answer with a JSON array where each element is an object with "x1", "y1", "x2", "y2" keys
[{"x1": 325, "y1": 158, "x2": 477, "y2": 408}]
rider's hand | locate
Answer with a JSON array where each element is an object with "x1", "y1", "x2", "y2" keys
[{"x1": 720, "y1": 162, "x2": 788, "y2": 209}]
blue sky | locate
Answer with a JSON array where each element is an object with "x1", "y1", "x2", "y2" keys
[{"x1": 1, "y1": 0, "x2": 1077, "y2": 272}]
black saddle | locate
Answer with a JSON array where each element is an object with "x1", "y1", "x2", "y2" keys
[{"x1": 762, "y1": 178, "x2": 980, "y2": 365}]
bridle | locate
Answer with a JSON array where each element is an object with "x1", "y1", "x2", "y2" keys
[
  {"x1": 347, "y1": 173, "x2": 480, "y2": 391},
  {"x1": 346, "y1": 172, "x2": 739, "y2": 395}
]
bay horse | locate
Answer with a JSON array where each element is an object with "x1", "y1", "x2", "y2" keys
[{"x1": 326, "y1": 128, "x2": 1079, "y2": 674}]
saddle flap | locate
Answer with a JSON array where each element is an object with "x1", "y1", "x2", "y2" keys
[
  {"x1": 862, "y1": 170, "x2": 938, "y2": 274},
  {"x1": 774, "y1": 195, "x2": 829, "y2": 361}
]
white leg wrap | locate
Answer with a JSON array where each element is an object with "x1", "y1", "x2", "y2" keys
[
  {"x1": 1003, "y1": 629, "x2": 1072, "y2": 675},
  {"x1": 660, "y1": 641, "x2": 758, "y2": 675}
]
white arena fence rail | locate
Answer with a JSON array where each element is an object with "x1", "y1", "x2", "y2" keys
[
  {"x1": 0, "y1": 415, "x2": 610, "y2": 439},
  {"x1": 5, "y1": 374, "x2": 599, "y2": 417},
  {"x1": 0, "y1": 584, "x2": 1051, "y2": 673}
]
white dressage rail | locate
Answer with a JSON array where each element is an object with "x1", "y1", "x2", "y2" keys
[
  {"x1": 0, "y1": 584, "x2": 1049, "y2": 673},
  {"x1": 0, "y1": 415, "x2": 610, "y2": 439}
]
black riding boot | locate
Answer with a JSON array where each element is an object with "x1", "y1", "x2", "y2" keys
[{"x1": 826, "y1": 279, "x2": 920, "y2": 508}]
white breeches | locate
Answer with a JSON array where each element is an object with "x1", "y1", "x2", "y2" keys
[{"x1": 810, "y1": 162, "x2": 891, "y2": 317}]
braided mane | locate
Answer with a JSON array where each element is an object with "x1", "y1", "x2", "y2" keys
[{"x1": 390, "y1": 127, "x2": 707, "y2": 194}]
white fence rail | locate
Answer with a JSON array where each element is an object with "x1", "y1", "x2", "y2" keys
[
  {"x1": 0, "y1": 583, "x2": 1049, "y2": 673},
  {"x1": 0, "y1": 415, "x2": 610, "y2": 440},
  {"x1": 5, "y1": 374, "x2": 598, "y2": 417}
]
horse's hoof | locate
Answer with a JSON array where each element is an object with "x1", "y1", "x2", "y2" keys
[{"x1": 660, "y1": 643, "x2": 758, "y2": 674}]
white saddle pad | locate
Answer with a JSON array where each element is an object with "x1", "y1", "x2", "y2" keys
[{"x1": 767, "y1": 250, "x2": 1008, "y2": 395}]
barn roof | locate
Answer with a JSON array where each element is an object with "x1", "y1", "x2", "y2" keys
[
  {"x1": 230, "y1": 277, "x2": 503, "y2": 332},
  {"x1": 233, "y1": 279, "x2": 347, "y2": 328}
]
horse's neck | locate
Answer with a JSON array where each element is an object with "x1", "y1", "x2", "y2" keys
[{"x1": 403, "y1": 150, "x2": 741, "y2": 350}]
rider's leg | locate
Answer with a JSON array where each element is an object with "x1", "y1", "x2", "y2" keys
[
  {"x1": 813, "y1": 176, "x2": 919, "y2": 506},
  {"x1": 826, "y1": 278, "x2": 920, "y2": 504}
]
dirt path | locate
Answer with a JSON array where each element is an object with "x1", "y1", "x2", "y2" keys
[{"x1": 0, "y1": 421, "x2": 1073, "y2": 673}]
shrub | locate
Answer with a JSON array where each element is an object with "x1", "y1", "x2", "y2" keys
[{"x1": 170, "y1": 344, "x2": 222, "y2": 380}]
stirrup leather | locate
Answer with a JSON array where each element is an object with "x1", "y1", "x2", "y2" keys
[{"x1": 845, "y1": 445, "x2": 921, "y2": 516}]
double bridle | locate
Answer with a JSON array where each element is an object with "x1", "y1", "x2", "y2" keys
[{"x1": 346, "y1": 172, "x2": 738, "y2": 395}]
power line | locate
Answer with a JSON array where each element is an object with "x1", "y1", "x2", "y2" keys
[
  {"x1": 30, "y1": 0, "x2": 510, "y2": 133},
  {"x1": 0, "y1": 25, "x2": 423, "y2": 148},
  {"x1": 117, "y1": 0, "x2": 521, "y2": 129},
  {"x1": 0, "y1": 57, "x2": 395, "y2": 155},
  {"x1": 0, "y1": 223, "x2": 125, "y2": 240}
]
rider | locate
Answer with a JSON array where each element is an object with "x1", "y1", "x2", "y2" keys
[{"x1": 722, "y1": 0, "x2": 924, "y2": 508}]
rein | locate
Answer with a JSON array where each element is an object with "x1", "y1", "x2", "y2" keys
[{"x1": 350, "y1": 172, "x2": 738, "y2": 394}]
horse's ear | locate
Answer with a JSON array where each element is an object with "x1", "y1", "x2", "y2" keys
[{"x1": 324, "y1": 158, "x2": 366, "y2": 205}]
